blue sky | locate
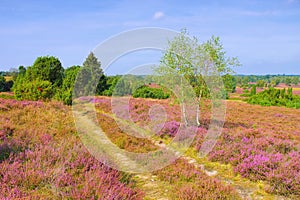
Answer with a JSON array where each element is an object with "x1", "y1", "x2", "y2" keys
[{"x1": 0, "y1": 0, "x2": 299, "y2": 75}]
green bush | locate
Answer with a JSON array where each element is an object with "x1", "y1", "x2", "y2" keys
[
  {"x1": 55, "y1": 88, "x2": 73, "y2": 105},
  {"x1": 54, "y1": 65, "x2": 81, "y2": 105},
  {"x1": 240, "y1": 88, "x2": 251, "y2": 97},
  {"x1": 133, "y1": 85, "x2": 169, "y2": 99},
  {"x1": 13, "y1": 79, "x2": 54, "y2": 101},
  {"x1": 12, "y1": 56, "x2": 63, "y2": 101},
  {"x1": 247, "y1": 87, "x2": 300, "y2": 109}
]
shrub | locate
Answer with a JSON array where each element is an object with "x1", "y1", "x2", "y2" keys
[
  {"x1": 247, "y1": 87, "x2": 300, "y2": 108},
  {"x1": 13, "y1": 79, "x2": 54, "y2": 101},
  {"x1": 55, "y1": 66, "x2": 81, "y2": 105},
  {"x1": 133, "y1": 85, "x2": 169, "y2": 99}
]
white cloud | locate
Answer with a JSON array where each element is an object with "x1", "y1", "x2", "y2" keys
[
  {"x1": 153, "y1": 11, "x2": 164, "y2": 20},
  {"x1": 287, "y1": 0, "x2": 297, "y2": 4}
]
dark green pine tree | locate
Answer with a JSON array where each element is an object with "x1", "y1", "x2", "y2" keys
[{"x1": 75, "y1": 52, "x2": 104, "y2": 97}]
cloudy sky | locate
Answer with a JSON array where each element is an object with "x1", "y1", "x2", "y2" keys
[{"x1": 0, "y1": 0, "x2": 299, "y2": 74}]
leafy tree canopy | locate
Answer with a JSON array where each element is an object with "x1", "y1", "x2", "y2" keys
[{"x1": 30, "y1": 56, "x2": 64, "y2": 87}]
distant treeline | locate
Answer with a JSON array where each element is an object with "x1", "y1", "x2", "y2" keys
[
  {"x1": 234, "y1": 75, "x2": 300, "y2": 88},
  {"x1": 2, "y1": 52, "x2": 299, "y2": 105},
  {"x1": 3, "y1": 66, "x2": 300, "y2": 103}
]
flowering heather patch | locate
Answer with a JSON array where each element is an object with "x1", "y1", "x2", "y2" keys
[
  {"x1": 92, "y1": 96, "x2": 112, "y2": 113},
  {"x1": 0, "y1": 98, "x2": 43, "y2": 111},
  {"x1": 4, "y1": 95, "x2": 300, "y2": 198},
  {"x1": 0, "y1": 98, "x2": 144, "y2": 199},
  {"x1": 110, "y1": 96, "x2": 300, "y2": 197},
  {"x1": 235, "y1": 87, "x2": 243, "y2": 94},
  {"x1": 0, "y1": 141, "x2": 143, "y2": 199},
  {"x1": 81, "y1": 96, "x2": 181, "y2": 125},
  {"x1": 255, "y1": 87, "x2": 265, "y2": 93},
  {"x1": 157, "y1": 120, "x2": 180, "y2": 137},
  {"x1": 93, "y1": 96, "x2": 300, "y2": 197},
  {"x1": 96, "y1": 96, "x2": 182, "y2": 133},
  {"x1": 275, "y1": 83, "x2": 300, "y2": 88},
  {"x1": 207, "y1": 101, "x2": 300, "y2": 197},
  {"x1": 128, "y1": 97, "x2": 181, "y2": 124}
]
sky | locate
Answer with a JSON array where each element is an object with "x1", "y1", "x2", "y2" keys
[{"x1": 0, "y1": 0, "x2": 300, "y2": 75}]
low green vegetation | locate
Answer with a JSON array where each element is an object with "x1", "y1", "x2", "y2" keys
[
  {"x1": 133, "y1": 85, "x2": 170, "y2": 99},
  {"x1": 12, "y1": 56, "x2": 64, "y2": 101},
  {"x1": 55, "y1": 65, "x2": 81, "y2": 105},
  {"x1": 247, "y1": 87, "x2": 300, "y2": 108}
]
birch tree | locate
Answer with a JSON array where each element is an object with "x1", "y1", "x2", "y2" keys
[{"x1": 157, "y1": 30, "x2": 240, "y2": 126}]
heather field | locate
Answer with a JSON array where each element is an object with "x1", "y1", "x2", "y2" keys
[
  {"x1": 1, "y1": 95, "x2": 299, "y2": 199},
  {"x1": 0, "y1": 98, "x2": 144, "y2": 199},
  {"x1": 1, "y1": 0, "x2": 300, "y2": 199}
]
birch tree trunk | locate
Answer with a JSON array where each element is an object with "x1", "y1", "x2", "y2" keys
[
  {"x1": 181, "y1": 76, "x2": 188, "y2": 126},
  {"x1": 196, "y1": 88, "x2": 202, "y2": 127}
]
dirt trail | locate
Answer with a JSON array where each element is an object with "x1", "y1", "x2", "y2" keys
[
  {"x1": 133, "y1": 173, "x2": 171, "y2": 200},
  {"x1": 73, "y1": 104, "x2": 145, "y2": 172}
]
